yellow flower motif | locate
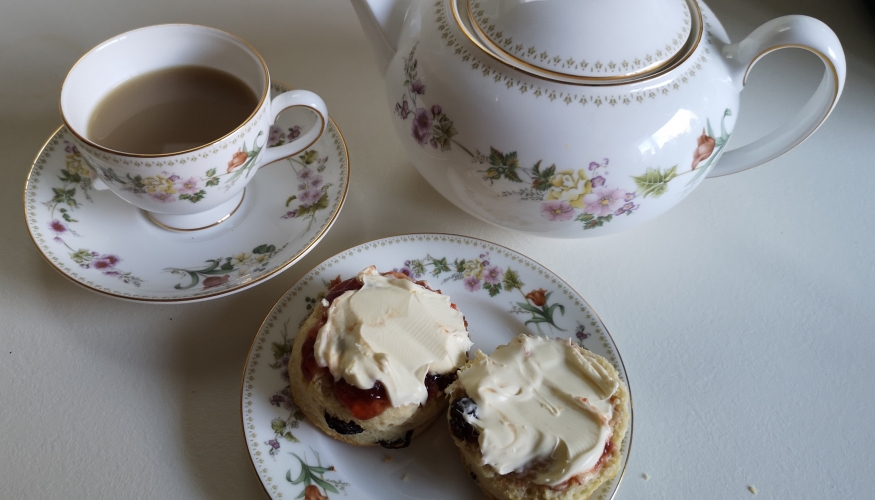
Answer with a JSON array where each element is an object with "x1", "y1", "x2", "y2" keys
[
  {"x1": 143, "y1": 175, "x2": 177, "y2": 194},
  {"x1": 231, "y1": 253, "x2": 252, "y2": 266},
  {"x1": 66, "y1": 157, "x2": 91, "y2": 178},
  {"x1": 545, "y1": 169, "x2": 592, "y2": 209},
  {"x1": 465, "y1": 259, "x2": 484, "y2": 278},
  {"x1": 253, "y1": 254, "x2": 269, "y2": 263}
]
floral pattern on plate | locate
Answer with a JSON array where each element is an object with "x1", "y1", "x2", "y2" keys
[
  {"x1": 242, "y1": 234, "x2": 631, "y2": 500},
  {"x1": 23, "y1": 82, "x2": 349, "y2": 302}
]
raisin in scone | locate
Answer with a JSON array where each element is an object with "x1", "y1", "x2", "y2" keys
[
  {"x1": 288, "y1": 266, "x2": 472, "y2": 448},
  {"x1": 447, "y1": 334, "x2": 629, "y2": 500}
]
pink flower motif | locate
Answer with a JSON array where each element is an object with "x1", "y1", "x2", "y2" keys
[
  {"x1": 49, "y1": 220, "x2": 67, "y2": 234},
  {"x1": 614, "y1": 202, "x2": 640, "y2": 216},
  {"x1": 588, "y1": 161, "x2": 599, "y2": 171},
  {"x1": 150, "y1": 192, "x2": 176, "y2": 203},
  {"x1": 431, "y1": 104, "x2": 443, "y2": 117},
  {"x1": 297, "y1": 167, "x2": 313, "y2": 181},
  {"x1": 203, "y1": 275, "x2": 230, "y2": 289},
  {"x1": 93, "y1": 254, "x2": 120, "y2": 270},
  {"x1": 409, "y1": 79, "x2": 426, "y2": 95},
  {"x1": 541, "y1": 200, "x2": 575, "y2": 221},
  {"x1": 310, "y1": 175, "x2": 324, "y2": 190},
  {"x1": 299, "y1": 188, "x2": 322, "y2": 206},
  {"x1": 176, "y1": 177, "x2": 200, "y2": 194},
  {"x1": 287, "y1": 126, "x2": 301, "y2": 141},
  {"x1": 463, "y1": 275, "x2": 481, "y2": 292},
  {"x1": 396, "y1": 100, "x2": 410, "y2": 119},
  {"x1": 281, "y1": 209, "x2": 298, "y2": 219},
  {"x1": 582, "y1": 187, "x2": 624, "y2": 217},
  {"x1": 591, "y1": 176, "x2": 606, "y2": 187},
  {"x1": 411, "y1": 107, "x2": 432, "y2": 145},
  {"x1": 268, "y1": 124, "x2": 285, "y2": 146},
  {"x1": 483, "y1": 265, "x2": 503, "y2": 285}
]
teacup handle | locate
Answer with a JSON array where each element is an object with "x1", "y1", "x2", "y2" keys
[
  {"x1": 708, "y1": 16, "x2": 846, "y2": 178},
  {"x1": 258, "y1": 89, "x2": 329, "y2": 167}
]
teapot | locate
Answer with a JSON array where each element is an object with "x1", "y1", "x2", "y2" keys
[{"x1": 351, "y1": 0, "x2": 846, "y2": 238}]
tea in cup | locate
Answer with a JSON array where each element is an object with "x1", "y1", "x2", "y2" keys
[{"x1": 60, "y1": 24, "x2": 328, "y2": 230}]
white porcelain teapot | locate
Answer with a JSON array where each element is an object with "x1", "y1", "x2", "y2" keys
[{"x1": 352, "y1": 0, "x2": 846, "y2": 238}]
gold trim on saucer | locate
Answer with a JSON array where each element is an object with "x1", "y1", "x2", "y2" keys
[
  {"x1": 59, "y1": 24, "x2": 271, "y2": 159},
  {"x1": 23, "y1": 83, "x2": 350, "y2": 303}
]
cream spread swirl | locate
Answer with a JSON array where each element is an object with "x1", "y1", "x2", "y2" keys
[
  {"x1": 457, "y1": 335, "x2": 620, "y2": 486},
  {"x1": 314, "y1": 266, "x2": 471, "y2": 407}
]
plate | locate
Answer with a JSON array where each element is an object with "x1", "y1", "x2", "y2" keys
[
  {"x1": 23, "y1": 82, "x2": 349, "y2": 302},
  {"x1": 241, "y1": 233, "x2": 632, "y2": 499}
]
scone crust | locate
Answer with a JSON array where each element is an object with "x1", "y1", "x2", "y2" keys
[
  {"x1": 448, "y1": 343, "x2": 630, "y2": 500},
  {"x1": 288, "y1": 301, "x2": 451, "y2": 447}
]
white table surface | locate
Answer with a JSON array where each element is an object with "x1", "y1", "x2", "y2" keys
[{"x1": 2, "y1": 0, "x2": 874, "y2": 498}]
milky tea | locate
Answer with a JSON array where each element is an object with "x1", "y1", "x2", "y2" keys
[{"x1": 87, "y1": 65, "x2": 258, "y2": 154}]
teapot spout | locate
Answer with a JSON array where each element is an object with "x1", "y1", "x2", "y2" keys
[{"x1": 350, "y1": 0, "x2": 410, "y2": 75}]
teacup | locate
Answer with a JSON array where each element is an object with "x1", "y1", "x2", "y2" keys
[{"x1": 60, "y1": 24, "x2": 328, "y2": 231}]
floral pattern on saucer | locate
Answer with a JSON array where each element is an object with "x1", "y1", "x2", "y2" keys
[
  {"x1": 242, "y1": 234, "x2": 631, "y2": 500},
  {"x1": 24, "y1": 82, "x2": 349, "y2": 302}
]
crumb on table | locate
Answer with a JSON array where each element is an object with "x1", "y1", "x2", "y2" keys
[
  {"x1": 402, "y1": 473, "x2": 410, "y2": 482},
  {"x1": 748, "y1": 485, "x2": 757, "y2": 495},
  {"x1": 383, "y1": 454, "x2": 393, "y2": 463},
  {"x1": 642, "y1": 473, "x2": 650, "y2": 480}
]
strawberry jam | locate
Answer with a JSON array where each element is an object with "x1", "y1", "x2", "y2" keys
[
  {"x1": 333, "y1": 379, "x2": 392, "y2": 420},
  {"x1": 302, "y1": 271, "x2": 466, "y2": 421}
]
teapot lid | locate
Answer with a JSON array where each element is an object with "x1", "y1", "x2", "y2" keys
[{"x1": 459, "y1": 0, "x2": 702, "y2": 83}]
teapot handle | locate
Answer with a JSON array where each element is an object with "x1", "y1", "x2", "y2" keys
[{"x1": 707, "y1": 16, "x2": 845, "y2": 178}]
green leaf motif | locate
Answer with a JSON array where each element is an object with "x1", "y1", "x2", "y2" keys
[
  {"x1": 253, "y1": 244, "x2": 277, "y2": 255},
  {"x1": 632, "y1": 165, "x2": 678, "y2": 198},
  {"x1": 483, "y1": 148, "x2": 523, "y2": 183},
  {"x1": 205, "y1": 168, "x2": 216, "y2": 177},
  {"x1": 530, "y1": 161, "x2": 556, "y2": 191},
  {"x1": 502, "y1": 269, "x2": 524, "y2": 291},
  {"x1": 179, "y1": 190, "x2": 206, "y2": 203},
  {"x1": 431, "y1": 114, "x2": 457, "y2": 151},
  {"x1": 296, "y1": 192, "x2": 329, "y2": 218},
  {"x1": 271, "y1": 418, "x2": 286, "y2": 434},
  {"x1": 431, "y1": 257, "x2": 450, "y2": 275},
  {"x1": 300, "y1": 150, "x2": 318, "y2": 165}
]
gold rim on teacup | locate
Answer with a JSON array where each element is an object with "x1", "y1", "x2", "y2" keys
[{"x1": 59, "y1": 23, "x2": 270, "y2": 158}]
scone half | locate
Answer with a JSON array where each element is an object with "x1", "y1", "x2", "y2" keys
[
  {"x1": 289, "y1": 266, "x2": 471, "y2": 448},
  {"x1": 447, "y1": 335, "x2": 630, "y2": 500}
]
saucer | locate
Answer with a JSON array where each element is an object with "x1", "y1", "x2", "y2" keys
[
  {"x1": 241, "y1": 233, "x2": 632, "y2": 500},
  {"x1": 23, "y1": 82, "x2": 349, "y2": 303}
]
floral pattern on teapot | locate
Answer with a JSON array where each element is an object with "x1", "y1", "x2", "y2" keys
[{"x1": 394, "y1": 45, "x2": 734, "y2": 231}]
